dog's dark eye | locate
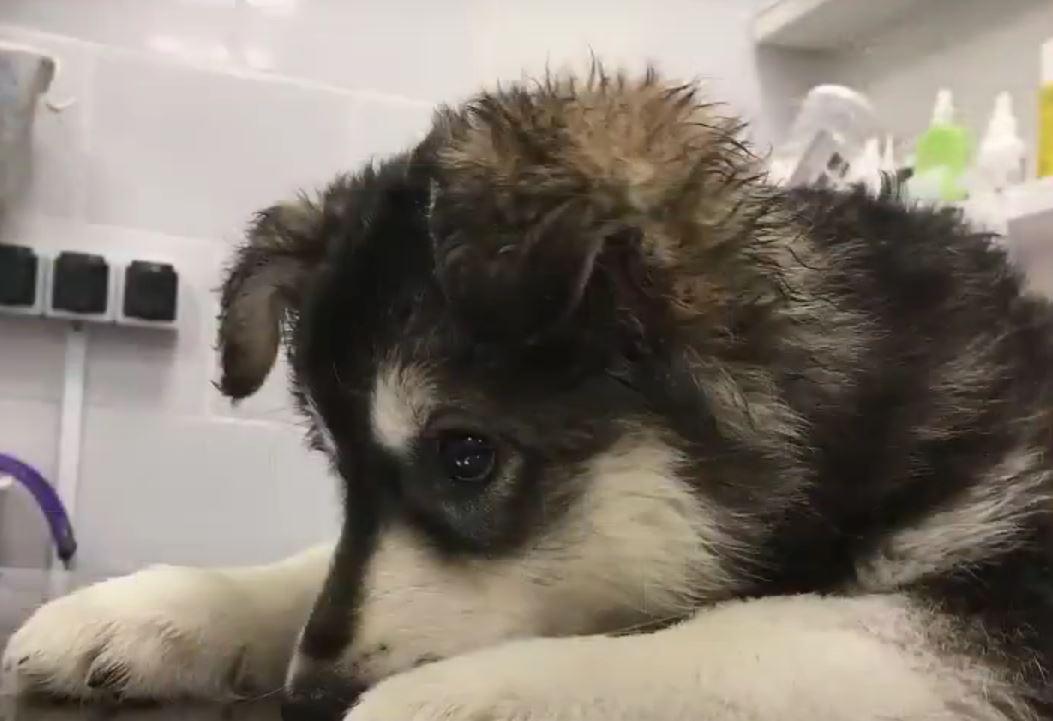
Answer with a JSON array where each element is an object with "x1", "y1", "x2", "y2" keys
[{"x1": 436, "y1": 433, "x2": 495, "y2": 484}]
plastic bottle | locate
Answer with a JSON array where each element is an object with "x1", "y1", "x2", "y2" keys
[
  {"x1": 768, "y1": 85, "x2": 878, "y2": 188},
  {"x1": 845, "y1": 137, "x2": 883, "y2": 196},
  {"x1": 1040, "y1": 39, "x2": 1052, "y2": 178},
  {"x1": 880, "y1": 135, "x2": 896, "y2": 178},
  {"x1": 962, "y1": 92, "x2": 1028, "y2": 236},
  {"x1": 908, "y1": 89, "x2": 973, "y2": 202},
  {"x1": 975, "y1": 92, "x2": 1026, "y2": 191}
]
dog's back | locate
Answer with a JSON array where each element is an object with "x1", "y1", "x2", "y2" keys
[
  {"x1": 764, "y1": 185, "x2": 1053, "y2": 712},
  {"x1": 802, "y1": 185, "x2": 1053, "y2": 710}
]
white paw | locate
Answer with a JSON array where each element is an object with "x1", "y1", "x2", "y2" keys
[
  {"x1": 2, "y1": 566, "x2": 278, "y2": 701},
  {"x1": 345, "y1": 637, "x2": 613, "y2": 721}
]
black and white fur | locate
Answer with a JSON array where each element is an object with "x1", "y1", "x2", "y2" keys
[{"x1": 6, "y1": 68, "x2": 1053, "y2": 721}]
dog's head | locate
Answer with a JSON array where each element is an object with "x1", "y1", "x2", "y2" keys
[{"x1": 218, "y1": 68, "x2": 844, "y2": 714}]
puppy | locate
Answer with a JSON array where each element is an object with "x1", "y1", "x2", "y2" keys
[{"x1": 6, "y1": 67, "x2": 1053, "y2": 721}]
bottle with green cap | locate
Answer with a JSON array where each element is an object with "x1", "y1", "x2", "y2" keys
[{"x1": 908, "y1": 89, "x2": 973, "y2": 202}]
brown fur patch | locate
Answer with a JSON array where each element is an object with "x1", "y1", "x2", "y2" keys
[
  {"x1": 423, "y1": 66, "x2": 864, "y2": 485},
  {"x1": 426, "y1": 66, "x2": 774, "y2": 318}
]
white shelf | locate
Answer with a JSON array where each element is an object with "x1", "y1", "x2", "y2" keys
[
  {"x1": 1007, "y1": 177, "x2": 1053, "y2": 223},
  {"x1": 753, "y1": 0, "x2": 927, "y2": 50},
  {"x1": 1006, "y1": 179, "x2": 1053, "y2": 297}
]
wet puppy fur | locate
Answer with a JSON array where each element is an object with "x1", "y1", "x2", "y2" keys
[{"x1": 218, "y1": 67, "x2": 1053, "y2": 715}]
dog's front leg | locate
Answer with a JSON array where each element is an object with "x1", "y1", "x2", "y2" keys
[
  {"x1": 2, "y1": 544, "x2": 332, "y2": 700},
  {"x1": 348, "y1": 593, "x2": 1021, "y2": 721}
]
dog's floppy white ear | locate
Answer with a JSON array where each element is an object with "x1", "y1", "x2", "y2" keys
[{"x1": 218, "y1": 199, "x2": 326, "y2": 399}]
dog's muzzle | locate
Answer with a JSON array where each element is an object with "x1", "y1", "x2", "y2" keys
[{"x1": 281, "y1": 668, "x2": 368, "y2": 721}]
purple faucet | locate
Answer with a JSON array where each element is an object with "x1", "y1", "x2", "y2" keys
[{"x1": 0, "y1": 453, "x2": 77, "y2": 566}]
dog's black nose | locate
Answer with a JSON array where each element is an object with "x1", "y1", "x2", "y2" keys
[{"x1": 281, "y1": 674, "x2": 368, "y2": 721}]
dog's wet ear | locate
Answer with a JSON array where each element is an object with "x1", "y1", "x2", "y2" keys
[
  {"x1": 429, "y1": 182, "x2": 608, "y2": 343},
  {"x1": 422, "y1": 99, "x2": 619, "y2": 343},
  {"x1": 218, "y1": 199, "x2": 327, "y2": 399}
]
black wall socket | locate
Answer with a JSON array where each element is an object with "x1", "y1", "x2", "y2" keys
[
  {"x1": 0, "y1": 245, "x2": 39, "y2": 307},
  {"x1": 52, "y1": 251, "x2": 109, "y2": 315},
  {"x1": 123, "y1": 260, "x2": 178, "y2": 322}
]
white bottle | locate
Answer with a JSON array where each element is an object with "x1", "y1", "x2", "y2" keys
[
  {"x1": 962, "y1": 92, "x2": 1027, "y2": 235},
  {"x1": 768, "y1": 85, "x2": 878, "y2": 187},
  {"x1": 880, "y1": 135, "x2": 896, "y2": 178},
  {"x1": 845, "y1": 137, "x2": 883, "y2": 196},
  {"x1": 975, "y1": 91, "x2": 1026, "y2": 192}
]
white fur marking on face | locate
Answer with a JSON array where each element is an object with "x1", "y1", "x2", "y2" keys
[
  {"x1": 371, "y1": 363, "x2": 434, "y2": 452},
  {"x1": 335, "y1": 432, "x2": 745, "y2": 685},
  {"x1": 856, "y1": 447, "x2": 1051, "y2": 590},
  {"x1": 544, "y1": 434, "x2": 743, "y2": 615}
]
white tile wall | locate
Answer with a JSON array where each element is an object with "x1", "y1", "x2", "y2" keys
[
  {"x1": 75, "y1": 407, "x2": 338, "y2": 572},
  {"x1": 84, "y1": 50, "x2": 431, "y2": 240},
  {"x1": 0, "y1": 318, "x2": 66, "y2": 404},
  {"x1": 0, "y1": 399, "x2": 60, "y2": 570},
  {"x1": 0, "y1": 0, "x2": 771, "y2": 572}
]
